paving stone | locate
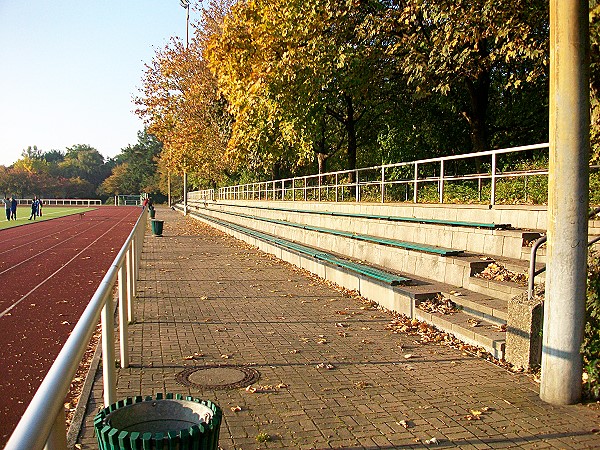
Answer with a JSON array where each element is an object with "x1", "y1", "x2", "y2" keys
[{"x1": 73, "y1": 207, "x2": 600, "y2": 449}]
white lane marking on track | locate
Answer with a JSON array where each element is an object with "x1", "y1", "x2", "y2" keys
[
  {"x1": 0, "y1": 220, "x2": 92, "y2": 256},
  {"x1": 0, "y1": 210, "x2": 138, "y2": 319},
  {"x1": 0, "y1": 220, "x2": 107, "y2": 276}
]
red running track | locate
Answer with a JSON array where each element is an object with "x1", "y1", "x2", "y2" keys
[{"x1": 0, "y1": 206, "x2": 142, "y2": 447}]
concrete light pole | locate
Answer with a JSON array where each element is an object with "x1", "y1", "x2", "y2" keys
[
  {"x1": 180, "y1": 0, "x2": 190, "y2": 214},
  {"x1": 168, "y1": 0, "x2": 190, "y2": 209},
  {"x1": 540, "y1": 0, "x2": 590, "y2": 405}
]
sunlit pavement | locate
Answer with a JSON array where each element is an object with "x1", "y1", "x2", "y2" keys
[{"x1": 76, "y1": 207, "x2": 600, "y2": 449}]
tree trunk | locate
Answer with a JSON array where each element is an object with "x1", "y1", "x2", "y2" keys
[
  {"x1": 464, "y1": 39, "x2": 491, "y2": 154},
  {"x1": 272, "y1": 160, "x2": 282, "y2": 180},
  {"x1": 325, "y1": 94, "x2": 359, "y2": 182},
  {"x1": 316, "y1": 152, "x2": 328, "y2": 174},
  {"x1": 465, "y1": 74, "x2": 490, "y2": 153},
  {"x1": 345, "y1": 95, "x2": 357, "y2": 183}
]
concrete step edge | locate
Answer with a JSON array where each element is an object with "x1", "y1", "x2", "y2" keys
[{"x1": 414, "y1": 308, "x2": 505, "y2": 360}]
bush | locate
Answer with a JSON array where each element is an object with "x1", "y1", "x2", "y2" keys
[{"x1": 584, "y1": 250, "x2": 600, "y2": 400}]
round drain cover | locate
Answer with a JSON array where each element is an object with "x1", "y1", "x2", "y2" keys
[{"x1": 176, "y1": 365, "x2": 260, "y2": 390}]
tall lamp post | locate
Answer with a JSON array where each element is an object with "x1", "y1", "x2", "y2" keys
[
  {"x1": 168, "y1": 0, "x2": 190, "y2": 209},
  {"x1": 181, "y1": 0, "x2": 190, "y2": 215},
  {"x1": 181, "y1": 0, "x2": 190, "y2": 48}
]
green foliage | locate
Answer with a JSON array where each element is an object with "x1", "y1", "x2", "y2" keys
[
  {"x1": 584, "y1": 249, "x2": 600, "y2": 400},
  {"x1": 255, "y1": 432, "x2": 270, "y2": 443},
  {"x1": 590, "y1": 172, "x2": 600, "y2": 205},
  {"x1": 98, "y1": 130, "x2": 164, "y2": 197},
  {"x1": 0, "y1": 144, "x2": 112, "y2": 199},
  {"x1": 60, "y1": 144, "x2": 109, "y2": 187}
]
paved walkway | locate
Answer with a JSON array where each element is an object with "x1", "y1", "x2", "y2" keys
[{"x1": 76, "y1": 207, "x2": 600, "y2": 449}]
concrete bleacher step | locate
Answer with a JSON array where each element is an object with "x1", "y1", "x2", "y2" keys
[
  {"x1": 466, "y1": 275, "x2": 526, "y2": 302},
  {"x1": 206, "y1": 201, "x2": 551, "y2": 262},
  {"x1": 414, "y1": 307, "x2": 506, "y2": 359},
  {"x1": 439, "y1": 289, "x2": 507, "y2": 326},
  {"x1": 393, "y1": 279, "x2": 507, "y2": 356},
  {"x1": 206, "y1": 206, "x2": 465, "y2": 256}
]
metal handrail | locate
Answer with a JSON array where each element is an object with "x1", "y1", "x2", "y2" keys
[
  {"x1": 528, "y1": 206, "x2": 600, "y2": 300},
  {"x1": 5, "y1": 208, "x2": 148, "y2": 450},
  {"x1": 210, "y1": 143, "x2": 550, "y2": 205}
]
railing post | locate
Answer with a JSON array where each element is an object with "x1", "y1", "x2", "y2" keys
[
  {"x1": 490, "y1": 153, "x2": 497, "y2": 206},
  {"x1": 318, "y1": 174, "x2": 322, "y2": 202},
  {"x1": 381, "y1": 166, "x2": 385, "y2": 203},
  {"x1": 282, "y1": 180, "x2": 285, "y2": 200},
  {"x1": 335, "y1": 174, "x2": 339, "y2": 202},
  {"x1": 183, "y1": 171, "x2": 188, "y2": 215},
  {"x1": 43, "y1": 408, "x2": 67, "y2": 450},
  {"x1": 439, "y1": 159, "x2": 445, "y2": 203},
  {"x1": 355, "y1": 170, "x2": 360, "y2": 202},
  {"x1": 101, "y1": 292, "x2": 116, "y2": 407},
  {"x1": 118, "y1": 262, "x2": 129, "y2": 368},
  {"x1": 127, "y1": 242, "x2": 134, "y2": 323},
  {"x1": 291, "y1": 179, "x2": 294, "y2": 202},
  {"x1": 413, "y1": 163, "x2": 418, "y2": 203}
]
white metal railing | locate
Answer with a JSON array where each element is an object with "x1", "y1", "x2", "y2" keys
[
  {"x1": 210, "y1": 143, "x2": 550, "y2": 205},
  {"x1": 189, "y1": 189, "x2": 215, "y2": 202},
  {"x1": 16, "y1": 198, "x2": 103, "y2": 206},
  {"x1": 4, "y1": 208, "x2": 148, "y2": 450}
]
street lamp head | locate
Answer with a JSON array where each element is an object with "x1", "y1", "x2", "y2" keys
[{"x1": 180, "y1": 0, "x2": 190, "y2": 8}]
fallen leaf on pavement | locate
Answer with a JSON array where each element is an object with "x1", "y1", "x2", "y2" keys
[
  {"x1": 316, "y1": 362, "x2": 335, "y2": 370},
  {"x1": 396, "y1": 419, "x2": 413, "y2": 429}
]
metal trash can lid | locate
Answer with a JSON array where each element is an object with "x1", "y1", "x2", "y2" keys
[{"x1": 103, "y1": 398, "x2": 214, "y2": 434}]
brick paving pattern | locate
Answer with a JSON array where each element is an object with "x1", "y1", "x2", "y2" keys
[{"x1": 76, "y1": 207, "x2": 600, "y2": 449}]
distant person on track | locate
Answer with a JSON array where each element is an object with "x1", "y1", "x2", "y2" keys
[
  {"x1": 38, "y1": 199, "x2": 43, "y2": 217},
  {"x1": 29, "y1": 196, "x2": 40, "y2": 220},
  {"x1": 10, "y1": 197, "x2": 17, "y2": 220},
  {"x1": 3, "y1": 196, "x2": 11, "y2": 221}
]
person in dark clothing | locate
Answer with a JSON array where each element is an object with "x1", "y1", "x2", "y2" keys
[
  {"x1": 29, "y1": 196, "x2": 40, "y2": 220},
  {"x1": 10, "y1": 197, "x2": 17, "y2": 220}
]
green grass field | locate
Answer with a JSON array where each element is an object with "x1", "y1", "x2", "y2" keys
[{"x1": 0, "y1": 206, "x2": 97, "y2": 230}]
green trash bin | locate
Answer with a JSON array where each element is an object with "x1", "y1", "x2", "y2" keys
[
  {"x1": 149, "y1": 207, "x2": 155, "y2": 219},
  {"x1": 151, "y1": 219, "x2": 163, "y2": 236},
  {"x1": 94, "y1": 393, "x2": 222, "y2": 450}
]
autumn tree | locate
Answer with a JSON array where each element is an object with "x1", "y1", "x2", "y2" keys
[
  {"x1": 136, "y1": 2, "x2": 233, "y2": 192},
  {"x1": 99, "y1": 130, "x2": 164, "y2": 197},
  {"x1": 59, "y1": 144, "x2": 110, "y2": 188},
  {"x1": 208, "y1": 0, "x2": 398, "y2": 177},
  {"x1": 377, "y1": 0, "x2": 549, "y2": 153}
]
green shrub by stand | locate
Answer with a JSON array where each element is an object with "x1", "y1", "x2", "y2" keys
[{"x1": 584, "y1": 250, "x2": 600, "y2": 400}]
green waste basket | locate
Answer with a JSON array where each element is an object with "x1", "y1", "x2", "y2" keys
[
  {"x1": 151, "y1": 219, "x2": 163, "y2": 236},
  {"x1": 94, "y1": 393, "x2": 222, "y2": 450},
  {"x1": 149, "y1": 207, "x2": 155, "y2": 219}
]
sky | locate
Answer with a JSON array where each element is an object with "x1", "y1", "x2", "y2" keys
[{"x1": 0, "y1": 1, "x2": 195, "y2": 167}]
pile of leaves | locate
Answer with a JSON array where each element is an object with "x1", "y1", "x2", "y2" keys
[
  {"x1": 65, "y1": 322, "x2": 102, "y2": 433},
  {"x1": 417, "y1": 294, "x2": 458, "y2": 315},
  {"x1": 475, "y1": 262, "x2": 527, "y2": 284},
  {"x1": 385, "y1": 315, "x2": 519, "y2": 371}
]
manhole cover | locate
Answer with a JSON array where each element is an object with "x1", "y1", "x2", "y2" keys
[{"x1": 176, "y1": 365, "x2": 260, "y2": 390}]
